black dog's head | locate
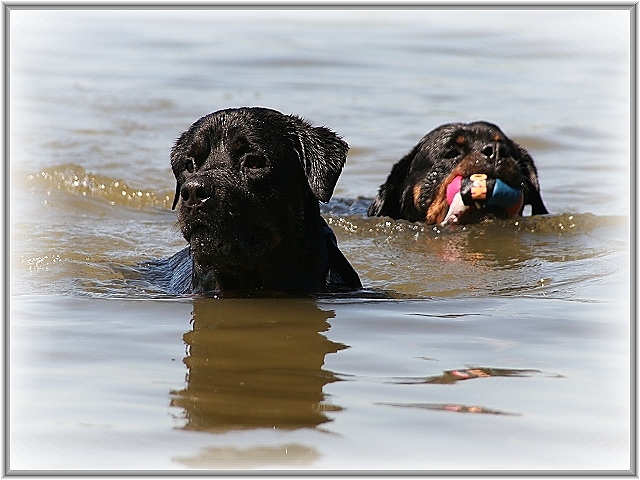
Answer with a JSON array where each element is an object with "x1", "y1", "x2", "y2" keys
[
  {"x1": 368, "y1": 121, "x2": 548, "y2": 224},
  {"x1": 171, "y1": 107, "x2": 360, "y2": 294}
]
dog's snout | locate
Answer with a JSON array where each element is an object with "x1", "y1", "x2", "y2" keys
[
  {"x1": 180, "y1": 178, "x2": 212, "y2": 208},
  {"x1": 481, "y1": 142, "x2": 510, "y2": 161}
]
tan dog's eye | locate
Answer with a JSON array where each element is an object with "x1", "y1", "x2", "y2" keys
[{"x1": 444, "y1": 147, "x2": 462, "y2": 159}]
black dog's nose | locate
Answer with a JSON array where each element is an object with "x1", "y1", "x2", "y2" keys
[
  {"x1": 481, "y1": 142, "x2": 510, "y2": 161},
  {"x1": 180, "y1": 178, "x2": 212, "y2": 208}
]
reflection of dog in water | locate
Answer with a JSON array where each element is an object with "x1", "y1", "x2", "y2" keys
[{"x1": 170, "y1": 298, "x2": 346, "y2": 432}]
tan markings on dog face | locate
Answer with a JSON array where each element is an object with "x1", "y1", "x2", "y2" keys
[
  {"x1": 455, "y1": 135, "x2": 466, "y2": 145},
  {"x1": 426, "y1": 163, "x2": 474, "y2": 224},
  {"x1": 493, "y1": 134, "x2": 501, "y2": 142},
  {"x1": 426, "y1": 195, "x2": 448, "y2": 224},
  {"x1": 413, "y1": 184, "x2": 422, "y2": 209}
]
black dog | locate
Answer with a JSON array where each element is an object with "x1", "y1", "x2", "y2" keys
[
  {"x1": 368, "y1": 121, "x2": 548, "y2": 224},
  {"x1": 166, "y1": 107, "x2": 361, "y2": 295}
]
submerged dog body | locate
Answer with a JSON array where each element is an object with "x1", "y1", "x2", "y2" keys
[
  {"x1": 368, "y1": 121, "x2": 548, "y2": 224},
  {"x1": 168, "y1": 107, "x2": 361, "y2": 295}
]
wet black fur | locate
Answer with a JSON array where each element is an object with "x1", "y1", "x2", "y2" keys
[
  {"x1": 167, "y1": 107, "x2": 361, "y2": 295},
  {"x1": 368, "y1": 121, "x2": 548, "y2": 223}
]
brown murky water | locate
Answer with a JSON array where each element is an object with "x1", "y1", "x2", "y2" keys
[{"x1": 9, "y1": 9, "x2": 631, "y2": 472}]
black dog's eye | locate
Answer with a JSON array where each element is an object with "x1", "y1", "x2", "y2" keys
[
  {"x1": 185, "y1": 157, "x2": 196, "y2": 173},
  {"x1": 242, "y1": 155, "x2": 268, "y2": 170},
  {"x1": 444, "y1": 147, "x2": 463, "y2": 159},
  {"x1": 187, "y1": 137, "x2": 210, "y2": 171}
]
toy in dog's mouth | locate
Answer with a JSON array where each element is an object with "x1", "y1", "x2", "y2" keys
[{"x1": 442, "y1": 174, "x2": 524, "y2": 225}]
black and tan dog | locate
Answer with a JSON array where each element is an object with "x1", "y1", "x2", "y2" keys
[
  {"x1": 162, "y1": 107, "x2": 361, "y2": 295},
  {"x1": 368, "y1": 121, "x2": 548, "y2": 225}
]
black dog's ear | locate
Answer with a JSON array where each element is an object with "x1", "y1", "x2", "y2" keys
[
  {"x1": 171, "y1": 183, "x2": 180, "y2": 210},
  {"x1": 292, "y1": 121, "x2": 349, "y2": 203},
  {"x1": 514, "y1": 144, "x2": 549, "y2": 215},
  {"x1": 169, "y1": 130, "x2": 191, "y2": 210}
]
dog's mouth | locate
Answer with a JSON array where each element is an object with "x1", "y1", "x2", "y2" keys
[
  {"x1": 442, "y1": 174, "x2": 524, "y2": 225},
  {"x1": 189, "y1": 223, "x2": 275, "y2": 266}
]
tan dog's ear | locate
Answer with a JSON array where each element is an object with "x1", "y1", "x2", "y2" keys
[
  {"x1": 291, "y1": 118, "x2": 349, "y2": 203},
  {"x1": 513, "y1": 144, "x2": 548, "y2": 215},
  {"x1": 367, "y1": 152, "x2": 414, "y2": 219}
]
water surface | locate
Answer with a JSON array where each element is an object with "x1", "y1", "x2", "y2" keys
[{"x1": 9, "y1": 8, "x2": 631, "y2": 472}]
